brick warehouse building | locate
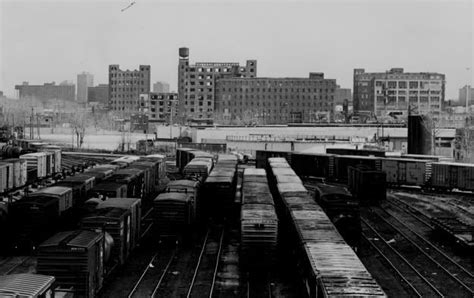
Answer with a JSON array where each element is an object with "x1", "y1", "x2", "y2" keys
[
  {"x1": 215, "y1": 73, "x2": 337, "y2": 124},
  {"x1": 177, "y1": 47, "x2": 256, "y2": 123},
  {"x1": 353, "y1": 68, "x2": 445, "y2": 118},
  {"x1": 109, "y1": 65, "x2": 151, "y2": 115},
  {"x1": 139, "y1": 92, "x2": 178, "y2": 123}
]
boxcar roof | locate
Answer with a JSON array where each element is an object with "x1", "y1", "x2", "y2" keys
[
  {"x1": 314, "y1": 183, "x2": 352, "y2": 196},
  {"x1": 64, "y1": 174, "x2": 95, "y2": 183},
  {"x1": 268, "y1": 162, "x2": 290, "y2": 168},
  {"x1": 304, "y1": 242, "x2": 386, "y2": 297},
  {"x1": 154, "y1": 192, "x2": 190, "y2": 202},
  {"x1": 272, "y1": 168, "x2": 296, "y2": 176},
  {"x1": 241, "y1": 205, "x2": 278, "y2": 221},
  {"x1": 243, "y1": 168, "x2": 266, "y2": 176},
  {"x1": 98, "y1": 198, "x2": 141, "y2": 210},
  {"x1": 205, "y1": 176, "x2": 234, "y2": 184},
  {"x1": 434, "y1": 161, "x2": 474, "y2": 167},
  {"x1": 30, "y1": 186, "x2": 71, "y2": 196},
  {"x1": 242, "y1": 193, "x2": 274, "y2": 205},
  {"x1": 167, "y1": 180, "x2": 199, "y2": 188},
  {"x1": 218, "y1": 154, "x2": 238, "y2": 161},
  {"x1": 0, "y1": 274, "x2": 55, "y2": 297},
  {"x1": 92, "y1": 182, "x2": 125, "y2": 191},
  {"x1": 277, "y1": 182, "x2": 308, "y2": 194},
  {"x1": 40, "y1": 230, "x2": 102, "y2": 248},
  {"x1": 275, "y1": 175, "x2": 302, "y2": 184}
]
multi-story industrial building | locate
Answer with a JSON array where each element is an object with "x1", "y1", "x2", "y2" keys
[
  {"x1": 15, "y1": 82, "x2": 75, "y2": 102},
  {"x1": 139, "y1": 92, "x2": 178, "y2": 123},
  {"x1": 153, "y1": 81, "x2": 170, "y2": 93},
  {"x1": 108, "y1": 64, "x2": 151, "y2": 115},
  {"x1": 353, "y1": 68, "x2": 445, "y2": 117},
  {"x1": 458, "y1": 85, "x2": 474, "y2": 107},
  {"x1": 178, "y1": 47, "x2": 256, "y2": 122},
  {"x1": 77, "y1": 72, "x2": 94, "y2": 103},
  {"x1": 214, "y1": 73, "x2": 337, "y2": 124},
  {"x1": 88, "y1": 84, "x2": 109, "y2": 105}
]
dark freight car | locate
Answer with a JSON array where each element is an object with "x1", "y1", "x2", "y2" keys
[
  {"x1": 153, "y1": 192, "x2": 196, "y2": 237},
  {"x1": 89, "y1": 182, "x2": 128, "y2": 199},
  {"x1": 333, "y1": 155, "x2": 380, "y2": 182},
  {"x1": 312, "y1": 183, "x2": 360, "y2": 246},
  {"x1": 81, "y1": 207, "x2": 132, "y2": 266},
  {"x1": 291, "y1": 152, "x2": 333, "y2": 179},
  {"x1": 348, "y1": 166, "x2": 386, "y2": 205},
  {"x1": 37, "y1": 230, "x2": 106, "y2": 298}
]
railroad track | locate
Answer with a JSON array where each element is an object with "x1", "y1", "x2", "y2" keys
[
  {"x1": 374, "y1": 207, "x2": 474, "y2": 295},
  {"x1": 127, "y1": 244, "x2": 178, "y2": 298},
  {"x1": 363, "y1": 209, "x2": 474, "y2": 297},
  {"x1": 387, "y1": 195, "x2": 433, "y2": 228},
  {"x1": 186, "y1": 226, "x2": 225, "y2": 298},
  {"x1": 361, "y1": 218, "x2": 442, "y2": 297}
]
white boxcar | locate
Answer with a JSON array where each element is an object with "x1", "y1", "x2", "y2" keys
[
  {"x1": 20, "y1": 152, "x2": 48, "y2": 178},
  {"x1": 3, "y1": 159, "x2": 21, "y2": 188},
  {"x1": 0, "y1": 162, "x2": 14, "y2": 190},
  {"x1": 41, "y1": 146, "x2": 62, "y2": 173},
  {"x1": 381, "y1": 158, "x2": 428, "y2": 186},
  {"x1": 0, "y1": 164, "x2": 8, "y2": 192}
]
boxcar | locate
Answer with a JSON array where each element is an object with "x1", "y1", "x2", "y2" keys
[
  {"x1": 40, "y1": 145, "x2": 62, "y2": 173},
  {"x1": 333, "y1": 155, "x2": 380, "y2": 182},
  {"x1": 84, "y1": 167, "x2": 115, "y2": 183},
  {"x1": 107, "y1": 168, "x2": 145, "y2": 199},
  {"x1": 291, "y1": 152, "x2": 333, "y2": 179},
  {"x1": 54, "y1": 174, "x2": 96, "y2": 206},
  {"x1": 430, "y1": 162, "x2": 474, "y2": 191},
  {"x1": 89, "y1": 181, "x2": 128, "y2": 199},
  {"x1": 20, "y1": 152, "x2": 48, "y2": 180},
  {"x1": 312, "y1": 183, "x2": 360, "y2": 246},
  {"x1": 348, "y1": 166, "x2": 386, "y2": 205},
  {"x1": 97, "y1": 198, "x2": 141, "y2": 253},
  {"x1": 240, "y1": 168, "x2": 278, "y2": 267},
  {"x1": 153, "y1": 192, "x2": 196, "y2": 238},
  {"x1": 81, "y1": 207, "x2": 131, "y2": 265},
  {"x1": 380, "y1": 158, "x2": 428, "y2": 187},
  {"x1": 9, "y1": 187, "x2": 74, "y2": 250},
  {"x1": 3, "y1": 158, "x2": 27, "y2": 188},
  {"x1": 0, "y1": 162, "x2": 13, "y2": 191},
  {"x1": 183, "y1": 159, "x2": 213, "y2": 179}
]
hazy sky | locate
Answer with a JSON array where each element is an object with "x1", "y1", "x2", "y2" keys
[{"x1": 0, "y1": 0, "x2": 472, "y2": 99}]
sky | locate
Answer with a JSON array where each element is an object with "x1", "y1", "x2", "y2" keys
[{"x1": 0, "y1": 0, "x2": 473, "y2": 99}]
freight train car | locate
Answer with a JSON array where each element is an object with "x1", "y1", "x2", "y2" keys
[
  {"x1": 256, "y1": 150, "x2": 290, "y2": 169},
  {"x1": 312, "y1": 183, "x2": 360, "y2": 246},
  {"x1": 9, "y1": 186, "x2": 74, "y2": 250},
  {"x1": 430, "y1": 162, "x2": 474, "y2": 191},
  {"x1": 291, "y1": 152, "x2": 333, "y2": 179},
  {"x1": 326, "y1": 147, "x2": 386, "y2": 157},
  {"x1": 380, "y1": 158, "x2": 429, "y2": 187},
  {"x1": 0, "y1": 273, "x2": 56, "y2": 297},
  {"x1": 268, "y1": 159, "x2": 386, "y2": 298},
  {"x1": 240, "y1": 168, "x2": 278, "y2": 268},
  {"x1": 37, "y1": 230, "x2": 107, "y2": 298},
  {"x1": 153, "y1": 180, "x2": 200, "y2": 239}
]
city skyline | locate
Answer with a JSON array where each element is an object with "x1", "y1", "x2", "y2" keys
[{"x1": 0, "y1": 0, "x2": 472, "y2": 100}]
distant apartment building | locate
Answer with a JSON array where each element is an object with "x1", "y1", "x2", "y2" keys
[
  {"x1": 139, "y1": 92, "x2": 178, "y2": 122},
  {"x1": 153, "y1": 81, "x2": 170, "y2": 93},
  {"x1": 109, "y1": 64, "x2": 151, "y2": 115},
  {"x1": 178, "y1": 47, "x2": 256, "y2": 122},
  {"x1": 15, "y1": 81, "x2": 75, "y2": 102},
  {"x1": 458, "y1": 85, "x2": 474, "y2": 107},
  {"x1": 88, "y1": 84, "x2": 109, "y2": 105},
  {"x1": 353, "y1": 68, "x2": 445, "y2": 117},
  {"x1": 77, "y1": 72, "x2": 94, "y2": 103},
  {"x1": 215, "y1": 73, "x2": 337, "y2": 124}
]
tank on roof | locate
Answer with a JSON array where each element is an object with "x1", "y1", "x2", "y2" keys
[{"x1": 179, "y1": 47, "x2": 189, "y2": 58}]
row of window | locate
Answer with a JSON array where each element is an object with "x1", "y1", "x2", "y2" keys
[
  {"x1": 187, "y1": 88, "x2": 213, "y2": 93},
  {"x1": 219, "y1": 88, "x2": 335, "y2": 93},
  {"x1": 374, "y1": 80, "x2": 442, "y2": 89},
  {"x1": 110, "y1": 87, "x2": 146, "y2": 92},
  {"x1": 184, "y1": 101, "x2": 213, "y2": 106},
  {"x1": 110, "y1": 73, "x2": 147, "y2": 78},
  {"x1": 219, "y1": 101, "x2": 333, "y2": 107},
  {"x1": 220, "y1": 80, "x2": 334, "y2": 87},
  {"x1": 220, "y1": 94, "x2": 334, "y2": 100}
]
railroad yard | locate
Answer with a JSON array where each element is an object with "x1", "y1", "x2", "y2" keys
[{"x1": 0, "y1": 144, "x2": 473, "y2": 297}]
